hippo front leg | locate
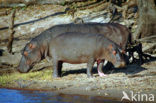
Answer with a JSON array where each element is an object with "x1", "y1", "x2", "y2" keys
[
  {"x1": 87, "y1": 58, "x2": 95, "y2": 78},
  {"x1": 52, "y1": 59, "x2": 59, "y2": 78},
  {"x1": 97, "y1": 60, "x2": 107, "y2": 77}
]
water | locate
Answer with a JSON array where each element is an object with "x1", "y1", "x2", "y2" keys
[{"x1": 0, "y1": 88, "x2": 120, "y2": 103}]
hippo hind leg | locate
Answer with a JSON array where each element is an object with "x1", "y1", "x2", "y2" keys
[{"x1": 87, "y1": 58, "x2": 95, "y2": 78}]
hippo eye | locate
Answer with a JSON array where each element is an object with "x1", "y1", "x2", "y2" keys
[
  {"x1": 29, "y1": 43, "x2": 36, "y2": 49},
  {"x1": 113, "y1": 51, "x2": 116, "y2": 55}
]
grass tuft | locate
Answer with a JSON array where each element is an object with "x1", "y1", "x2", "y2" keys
[{"x1": 0, "y1": 69, "x2": 52, "y2": 87}]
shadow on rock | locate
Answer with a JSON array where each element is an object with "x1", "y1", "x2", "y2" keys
[
  {"x1": 52, "y1": 62, "x2": 147, "y2": 77},
  {"x1": 31, "y1": 54, "x2": 156, "y2": 77},
  {"x1": 0, "y1": 49, "x2": 4, "y2": 56},
  {"x1": 140, "y1": 53, "x2": 156, "y2": 64},
  {"x1": 62, "y1": 68, "x2": 86, "y2": 76},
  {"x1": 62, "y1": 67, "x2": 99, "y2": 77},
  {"x1": 99, "y1": 61, "x2": 147, "y2": 75},
  {"x1": 103, "y1": 54, "x2": 156, "y2": 75},
  {"x1": 111, "y1": 64, "x2": 147, "y2": 75}
]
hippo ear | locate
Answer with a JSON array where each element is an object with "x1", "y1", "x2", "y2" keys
[
  {"x1": 113, "y1": 50, "x2": 117, "y2": 55},
  {"x1": 24, "y1": 51, "x2": 28, "y2": 56},
  {"x1": 29, "y1": 43, "x2": 36, "y2": 49}
]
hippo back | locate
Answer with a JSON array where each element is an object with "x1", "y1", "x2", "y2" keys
[{"x1": 42, "y1": 23, "x2": 131, "y2": 50}]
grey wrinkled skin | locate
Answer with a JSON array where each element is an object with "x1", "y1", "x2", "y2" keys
[
  {"x1": 49, "y1": 32, "x2": 126, "y2": 78},
  {"x1": 17, "y1": 23, "x2": 130, "y2": 73}
]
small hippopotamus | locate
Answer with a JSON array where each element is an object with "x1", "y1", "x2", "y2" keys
[
  {"x1": 17, "y1": 23, "x2": 130, "y2": 76},
  {"x1": 49, "y1": 32, "x2": 126, "y2": 78}
]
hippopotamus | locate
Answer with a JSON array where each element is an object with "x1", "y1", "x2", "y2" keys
[
  {"x1": 17, "y1": 23, "x2": 130, "y2": 76},
  {"x1": 19, "y1": 32, "x2": 126, "y2": 78}
]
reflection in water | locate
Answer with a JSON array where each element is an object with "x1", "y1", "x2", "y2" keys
[{"x1": 0, "y1": 88, "x2": 119, "y2": 103}]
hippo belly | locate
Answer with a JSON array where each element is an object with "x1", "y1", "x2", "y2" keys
[{"x1": 50, "y1": 35, "x2": 96, "y2": 64}]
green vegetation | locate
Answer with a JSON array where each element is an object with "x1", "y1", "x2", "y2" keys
[
  {"x1": 0, "y1": 69, "x2": 52, "y2": 87},
  {"x1": 21, "y1": 6, "x2": 27, "y2": 11}
]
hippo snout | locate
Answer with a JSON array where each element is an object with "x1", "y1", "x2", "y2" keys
[{"x1": 17, "y1": 67, "x2": 29, "y2": 73}]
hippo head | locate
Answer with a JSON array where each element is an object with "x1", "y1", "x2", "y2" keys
[
  {"x1": 17, "y1": 42, "x2": 41, "y2": 73},
  {"x1": 105, "y1": 44, "x2": 126, "y2": 68}
]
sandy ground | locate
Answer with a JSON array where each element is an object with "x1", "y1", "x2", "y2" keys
[{"x1": 0, "y1": 4, "x2": 156, "y2": 102}]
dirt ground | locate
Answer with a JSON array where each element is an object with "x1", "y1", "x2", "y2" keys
[{"x1": 0, "y1": 4, "x2": 156, "y2": 102}]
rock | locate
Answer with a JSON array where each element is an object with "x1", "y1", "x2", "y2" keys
[{"x1": 0, "y1": 52, "x2": 21, "y2": 65}]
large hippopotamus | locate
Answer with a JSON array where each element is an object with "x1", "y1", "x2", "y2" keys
[
  {"x1": 18, "y1": 32, "x2": 126, "y2": 78},
  {"x1": 17, "y1": 23, "x2": 130, "y2": 77}
]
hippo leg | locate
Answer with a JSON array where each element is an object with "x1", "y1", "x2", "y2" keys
[
  {"x1": 97, "y1": 60, "x2": 107, "y2": 77},
  {"x1": 87, "y1": 58, "x2": 95, "y2": 78},
  {"x1": 52, "y1": 59, "x2": 59, "y2": 78}
]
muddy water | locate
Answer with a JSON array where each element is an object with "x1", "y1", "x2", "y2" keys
[{"x1": 0, "y1": 88, "x2": 120, "y2": 103}]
